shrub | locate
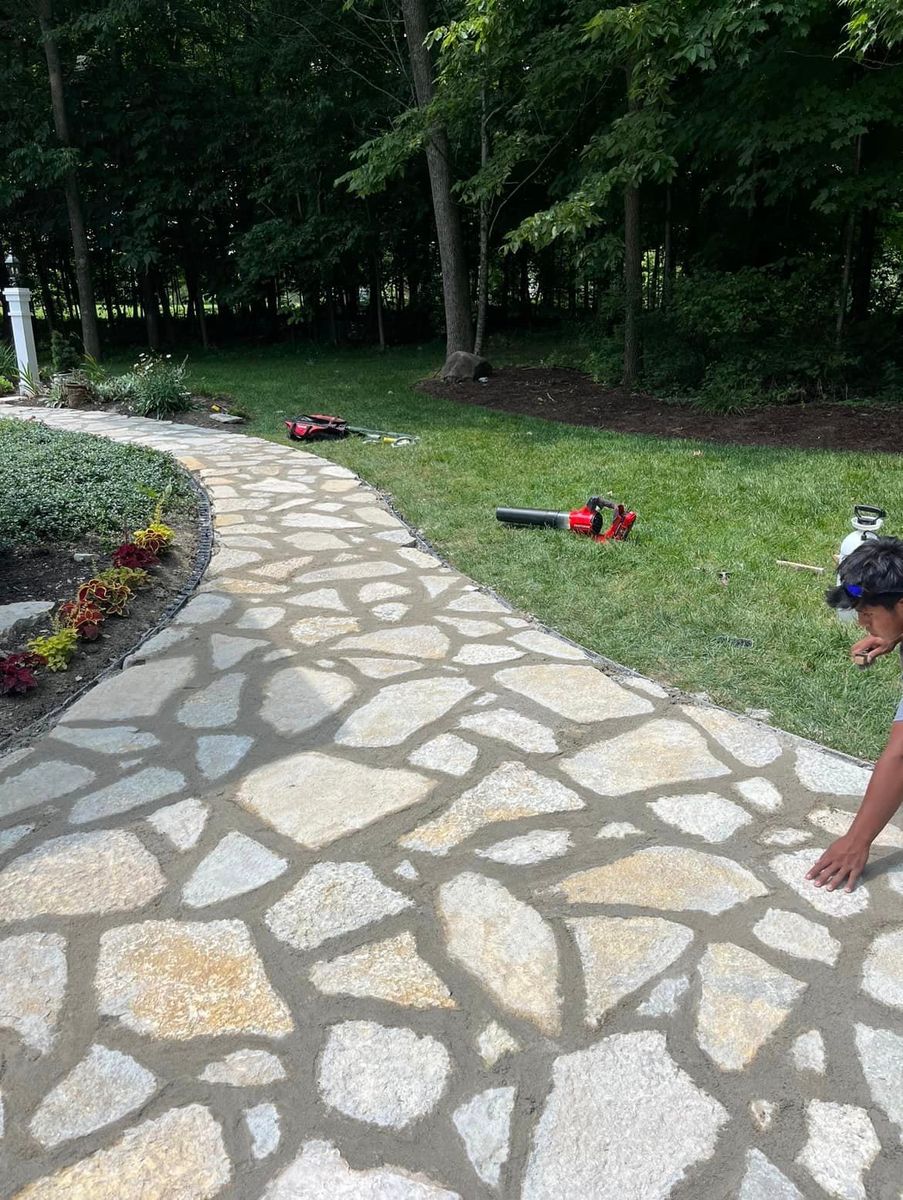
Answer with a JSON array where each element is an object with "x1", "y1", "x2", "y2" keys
[
  {"x1": 96, "y1": 566, "x2": 150, "y2": 590},
  {"x1": 27, "y1": 623, "x2": 77, "y2": 671},
  {"x1": 94, "y1": 373, "x2": 141, "y2": 405},
  {"x1": 129, "y1": 353, "x2": 191, "y2": 418},
  {"x1": 0, "y1": 651, "x2": 45, "y2": 695},
  {"x1": 112, "y1": 541, "x2": 158, "y2": 569},
  {"x1": 50, "y1": 331, "x2": 81, "y2": 375},
  {"x1": 0, "y1": 342, "x2": 17, "y2": 381},
  {"x1": 0, "y1": 377, "x2": 14, "y2": 395},
  {"x1": 58, "y1": 599, "x2": 104, "y2": 641},
  {"x1": 0, "y1": 419, "x2": 189, "y2": 546}
]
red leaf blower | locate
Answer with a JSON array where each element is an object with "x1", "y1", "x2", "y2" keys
[{"x1": 496, "y1": 496, "x2": 636, "y2": 543}]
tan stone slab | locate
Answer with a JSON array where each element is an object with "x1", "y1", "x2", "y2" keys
[
  {"x1": 238, "y1": 752, "x2": 434, "y2": 849},
  {"x1": 310, "y1": 933, "x2": 455, "y2": 1009},
  {"x1": 401, "y1": 761, "x2": 583, "y2": 856},
  {"x1": 495, "y1": 663, "x2": 653, "y2": 723},
  {"x1": 262, "y1": 1139, "x2": 460, "y2": 1199},
  {"x1": 561, "y1": 719, "x2": 731, "y2": 797},
  {"x1": 336, "y1": 677, "x2": 475, "y2": 747},
  {"x1": 0, "y1": 831, "x2": 165, "y2": 921},
  {"x1": 552, "y1": 847, "x2": 768, "y2": 914},
  {"x1": 697, "y1": 943, "x2": 806, "y2": 1070},
  {"x1": 438, "y1": 872, "x2": 560, "y2": 1035},
  {"x1": 13, "y1": 1104, "x2": 230, "y2": 1200},
  {"x1": 567, "y1": 916, "x2": 694, "y2": 1026},
  {"x1": 260, "y1": 666, "x2": 356, "y2": 734},
  {"x1": 96, "y1": 919, "x2": 292, "y2": 1040}
]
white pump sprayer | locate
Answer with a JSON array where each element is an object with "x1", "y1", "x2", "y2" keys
[
  {"x1": 836, "y1": 505, "x2": 886, "y2": 626},
  {"x1": 838, "y1": 505, "x2": 886, "y2": 564}
]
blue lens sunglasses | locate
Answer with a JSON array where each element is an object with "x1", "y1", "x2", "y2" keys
[{"x1": 843, "y1": 583, "x2": 903, "y2": 601}]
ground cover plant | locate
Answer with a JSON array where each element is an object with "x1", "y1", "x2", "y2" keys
[
  {"x1": 0, "y1": 418, "x2": 190, "y2": 546},
  {"x1": 190, "y1": 341, "x2": 902, "y2": 762}
]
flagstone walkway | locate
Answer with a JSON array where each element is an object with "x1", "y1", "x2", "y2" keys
[{"x1": 0, "y1": 407, "x2": 902, "y2": 1199}]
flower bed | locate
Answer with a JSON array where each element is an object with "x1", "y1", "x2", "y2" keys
[{"x1": 0, "y1": 419, "x2": 202, "y2": 741}]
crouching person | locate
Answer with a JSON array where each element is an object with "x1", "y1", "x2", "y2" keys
[{"x1": 807, "y1": 537, "x2": 903, "y2": 893}]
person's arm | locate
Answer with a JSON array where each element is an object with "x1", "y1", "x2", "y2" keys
[{"x1": 806, "y1": 721, "x2": 903, "y2": 891}]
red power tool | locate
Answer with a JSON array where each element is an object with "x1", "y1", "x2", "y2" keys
[
  {"x1": 285, "y1": 414, "x2": 417, "y2": 446},
  {"x1": 496, "y1": 496, "x2": 636, "y2": 542}
]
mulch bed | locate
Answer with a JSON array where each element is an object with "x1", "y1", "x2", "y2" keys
[
  {"x1": 0, "y1": 506, "x2": 200, "y2": 743},
  {"x1": 416, "y1": 367, "x2": 901, "y2": 454}
]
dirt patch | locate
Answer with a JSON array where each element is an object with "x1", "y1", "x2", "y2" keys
[
  {"x1": 0, "y1": 505, "x2": 201, "y2": 743},
  {"x1": 417, "y1": 367, "x2": 901, "y2": 454}
]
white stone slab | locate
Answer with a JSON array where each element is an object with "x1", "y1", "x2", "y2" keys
[
  {"x1": 69, "y1": 767, "x2": 185, "y2": 824},
  {"x1": 769, "y1": 850, "x2": 869, "y2": 918},
  {"x1": 59, "y1": 656, "x2": 195, "y2": 721},
  {"x1": 453, "y1": 1087, "x2": 516, "y2": 1187},
  {"x1": 266, "y1": 862, "x2": 412, "y2": 951},
  {"x1": 261, "y1": 1139, "x2": 460, "y2": 1199},
  {"x1": 477, "y1": 828, "x2": 571, "y2": 866},
  {"x1": 797, "y1": 1100, "x2": 879, "y2": 1200},
  {"x1": 752, "y1": 908, "x2": 841, "y2": 965},
  {"x1": 522, "y1": 1031, "x2": 727, "y2": 1200},
  {"x1": 30, "y1": 1044, "x2": 156, "y2": 1147},
  {"x1": 318, "y1": 1021, "x2": 450, "y2": 1129},
  {"x1": 147, "y1": 798, "x2": 208, "y2": 850},
  {"x1": 459, "y1": 707, "x2": 558, "y2": 753},
  {"x1": 648, "y1": 792, "x2": 752, "y2": 842},
  {"x1": 182, "y1": 833, "x2": 287, "y2": 907},
  {"x1": 402, "y1": 761, "x2": 583, "y2": 856},
  {"x1": 0, "y1": 931, "x2": 67, "y2": 1052},
  {"x1": 335, "y1": 677, "x2": 475, "y2": 747},
  {"x1": 260, "y1": 666, "x2": 356, "y2": 733},
  {"x1": 310, "y1": 933, "x2": 454, "y2": 1009}
]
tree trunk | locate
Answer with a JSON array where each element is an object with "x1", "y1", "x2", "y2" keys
[
  {"x1": 30, "y1": 235, "x2": 58, "y2": 329},
  {"x1": 851, "y1": 208, "x2": 877, "y2": 324},
  {"x1": 371, "y1": 253, "x2": 386, "y2": 352},
  {"x1": 662, "y1": 183, "x2": 674, "y2": 309},
  {"x1": 141, "y1": 268, "x2": 161, "y2": 351},
  {"x1": 401, "y1": 0, "x2": 473, "y2": 356},
  {"x1": 623, "y1": 182, "x2": 642, "y2": 386},
  {"x1": 474, "y1": 87, "x2": 490, "y2": 357},
  {"x1": 37, "y1": 0, "x2": 100, "y2": 359},
  {"x1": 836, "y1": 134, "x2": 863, "y2": 344},
  {"x1": 622, "y1": 66, "x2": 642, "y2": 388}
]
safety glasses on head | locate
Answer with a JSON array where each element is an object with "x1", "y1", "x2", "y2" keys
[{"x1": 843, "y1": 583, "x2": 903, "y2": 603}]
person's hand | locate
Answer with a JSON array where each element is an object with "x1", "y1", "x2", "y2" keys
[
  {"x1": 851, "y1": 634, "x2": 898, "y2": 665},
  {"x1": 806, "y1": 835, "x2": 870, "y2": 892}
]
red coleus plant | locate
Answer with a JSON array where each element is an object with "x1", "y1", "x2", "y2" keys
[
  {"x1": 112, "y1": 542, "x2": 158, "y2": 569},
  {"x1": 59, "y1": 599, "x2": 104, "y2": 641},
  {"x1": 0, "y1": 651, "x2": 46, "y2": 695},
  {"x1": 77, "y1": 579, "x2": 130, "y2": 617}
]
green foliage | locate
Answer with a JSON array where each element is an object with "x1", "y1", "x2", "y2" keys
[
  {"x1": 0, "y1": 377, "x2": 14, "y2": 395},
  {"x1": 0, "y1": 417, "x2": 189, "y2": 546},
  {"x1": 50, "y1": 331, "x2": 81, "y2": 375},
  {"x1": 128, "y1": 354, "x2": 191, "y2": 418},
  {"x1": 48, "y1": 370, "x2": 98, "y2": 408},
  {"x1": 27, "y1": 622, "x2": 77, "y2": 672},
  {"x1": 0, "y1": 342, "x2": 16, "y2": 381}
]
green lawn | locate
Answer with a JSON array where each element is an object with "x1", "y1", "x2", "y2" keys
[{"x1": 184, "y1": 339, "x2": 900, "y2": 761}]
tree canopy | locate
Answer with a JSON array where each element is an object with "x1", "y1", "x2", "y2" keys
[{"x1": 2, "y1": 0, "x2": 903, "y2": 401}]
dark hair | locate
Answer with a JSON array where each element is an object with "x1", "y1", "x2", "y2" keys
[{"x1": 826, "y1": 536, "x2": 903, "y2": 610}]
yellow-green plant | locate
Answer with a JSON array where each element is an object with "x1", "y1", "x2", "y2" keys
[
  {"x1": 96, "y1": 566, "x2": 150, "y2": 591},
  {"x1": 27, "y1": 622, "x2": 78, "y2": 672},
  {"x1": 132, "y1": 520, "x2": 174, "y2": 551}
]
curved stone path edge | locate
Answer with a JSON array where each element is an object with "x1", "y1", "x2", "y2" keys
[{"x1": 0, "y1": 406, "x2": 900, "y2": 1200}]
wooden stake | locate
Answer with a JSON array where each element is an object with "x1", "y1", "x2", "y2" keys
[{"x1": 776, "y1": 560, "x2": 825, "y2": 574}]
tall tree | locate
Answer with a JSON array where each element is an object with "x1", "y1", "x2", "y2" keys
[
  {"x1": 401, "y1": 0, "x2": 473, "y2": 356},
  {"x1": 34, "y1": 0, "x2": 100, "y2": 357}
]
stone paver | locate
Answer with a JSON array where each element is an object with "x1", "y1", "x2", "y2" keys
[{"x1": 0, "y1": 405, "x2": 896, "y2": 1198}]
